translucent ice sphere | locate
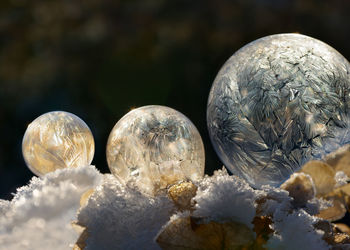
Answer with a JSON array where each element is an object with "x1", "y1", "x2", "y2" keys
[
  {"x1": 22, "y1": 111, "x2": 95, "y2": 176},
  {"x1": 207, "y1": 33, "x2": 350, "y2": 188},
  {"x1": 106, "y1": 105, "x2": 205, "y2": 194}
]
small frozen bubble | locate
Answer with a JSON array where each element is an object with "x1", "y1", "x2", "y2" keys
[
  {"x1": 22, "y1": 111, "x2": 95, "y2": 176},
  {"x1": 106, "y1": 105, "x2": 205, "y2": 194},
  {"x1": 207, "y1": 33, "x2": 350, "y2": 188}
]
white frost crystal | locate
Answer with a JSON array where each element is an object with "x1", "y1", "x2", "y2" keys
[
  {"x1": 22, "y1": 111, "x2": 95, "y2": 176},
  {"x1": 335, "y1": 171, "x2": 349, "y2": 188},
  {"x1": 0, "y1": 165, "x2": 102, "y2": 250},
  {"x1": 266, "y1": 210, "x2": 329, "y2": 250},
  {"x1": 77, "y1": 175, "x2": 174, "y2": 250},
  {"x1": 207, "y1": 33, "x2": 350, "y2": 188},
  {"x1": 193, "y1": 168, "x2": 257, "y2": 229},
  {"x1": 106, "y1": 105, "x2": 205, "y2": 194}
]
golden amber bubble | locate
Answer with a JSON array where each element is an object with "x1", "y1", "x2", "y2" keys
[{"x1": 22, "y1": 111, "x2": 95, "y2": 176}]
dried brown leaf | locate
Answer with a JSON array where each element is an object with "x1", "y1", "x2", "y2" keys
[
  {"x1": 71, "y1": 221, "x2": 88, "y2": 250},
  {"x1": 324, "y1": 144, "x2": 350, "y2": 177},
  {"x1": 252, "y1": 216, "x2": 273, "y2": 246},
  {"x1": 300, "y1": 160, "x2": 336, "y2": 196},
  {"x1": 316, "y1": 199, "x2": 346, "y2": 222},
  {"x1": 281, "y1": 173, "x2": 315, "y2": 207},
  {"x1": 335, "y1": 224, "x2": 350, "y2": 235},
  {"x1": 167, "y1": 182, "x2": 197, "y2": 210},
  {"x1": 156, "y1": 216, "x2": 259, "y2": 250},
  {"x1": 80, "y1": 188, "x2": 95, "y2": 207}
]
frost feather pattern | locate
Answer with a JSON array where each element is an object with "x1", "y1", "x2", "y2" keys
[{"x1": 207, "y1": 33, "x2": 350, "y2": 187}]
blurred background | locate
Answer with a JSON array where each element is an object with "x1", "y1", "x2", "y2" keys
[{"x1": 1, "y1": 0, "x2": 350, "y2": 200}]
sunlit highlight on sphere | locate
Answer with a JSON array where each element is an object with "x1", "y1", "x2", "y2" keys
[
  {"x1": 22, "y1": 111, "x2": 95, "y2": 176},
  {"x1": 106, "y1": 105, "x2": 205, "y2": 194},
  {"x1": 207, "y1": 33, "x2": 350, "y2": 188}
]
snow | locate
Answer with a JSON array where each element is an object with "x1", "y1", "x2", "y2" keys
[
  {"x1": 77, "y1": 174, "x2": 173, "y2": 250},
  {"x1": 0, "y1": 164, "x2": 333, "y2": 249},
  {"x1": 0, "y1": 165, "x2": 102, "y2": 250},
  {"x1": 266, "y1": 210, "x2": 328, "y2": 250},
  {"x1": 193, "y1": 168, "x2": 257, "y2": 229},
  {"x1": 335, "y1": 171, "x2": 349, "y2": 188},
  {"x1": 257, "y1": 184, "x2": 329, "y2": 250}
]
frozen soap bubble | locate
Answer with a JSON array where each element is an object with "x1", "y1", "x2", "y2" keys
[
  {"x1": 22, "y1": 111, "x2": 95, "y2": 176},
  {"x1": 207, "y1": 33, "x2": 350, "y2": 188},
  {"x1": 106, "y1": 105, "x2": 205, "y2": 194}
]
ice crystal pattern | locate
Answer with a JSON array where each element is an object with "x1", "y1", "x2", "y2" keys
[
  {"x1": 207, "y1": 33, "x2": 350, "y2": 188},
  {"x1": 22, "y1": 111, "x2": 95, "y2": 176},
  {"x1": 106, "y1": 105, "x2": 205, "y2": 194}
]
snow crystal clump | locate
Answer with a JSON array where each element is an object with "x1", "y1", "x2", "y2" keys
[
  {"x1": 258, "y1": 185, "x2": 329, "y2": 249},
  {"x1": 258, "y1": 185, "x2": 293, "y2": 217},
  {"x1": 266, "y1": 210, "x2": 328, "y2": 250},
  {"x1": 191, "y1": 169, "x2": 331, "y2": 250},
  {"x1": 77, "y1": 174, "x2": 174, "y2": 250},
  {"x1": 335, "y1": 171, "x2": 349, "y2": 188},
  {"x1": 193, "y1": 168, "x2": 257, "y2": 229},
  {"x1": 0, "y1": 165, "x2": 102, "y2": 250}
]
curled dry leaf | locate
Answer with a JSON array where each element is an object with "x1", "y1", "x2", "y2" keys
[
  {"x1": 332, "y1": 183, "x2": 350, "y2": 198},
  {"x1": 333, "y1": 233, "x2": 350, "y2": 245},
  {"x1": 156, "y1": 216, "x2": 258, "y2": 250},
  {"x1": 73, "y1": 228, "x2": 88, "y2": 250},
  {"x1": 299, "y1": 160, "x2": 336, "y2": 196},
  {"x1": 335, "y1": 224, "x2": 350, "y2": 235},
  {"x1": 167, "y1": 182, "x2": 197, "y2": 210},
  {"x1": 72, "y1": 188, "x2": 95, "y2": 250},
  {"x1": 327, "y1": 183, "x2": 350, "y2": 207},
  {"x1": 324, "y1": 144, "x2": 350, "y2": 177},
  {"x1": 316, "y1": 199, "x2": 347, "y2": 222},
  {"x1": 252, "y1": 216, "x2": 274, "y2": 247},
  {"x1": 280, "y1": 172, "x2": 316, "y2": 207},
  {"x1": 314, "y1": 220, "x2": 350, "y2": 247},
  {"x1": 71, "y1": 221, "x2": 88, "y2": 250},
  {"x1": 298, "y1": 145, "x2": 350, "y2": 223},
  {"x1": 314, "y1": 220, "x2": 336, "y2": 245},
  {"x1": 80, "y1": 189, "x2": 95, "y2": 208},
  {"x1": 317, "y1": 183, "x2": 350, "y2": 222}
]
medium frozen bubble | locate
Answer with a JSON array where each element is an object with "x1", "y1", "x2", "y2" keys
[
  {"x1": 207, "y1": 33, "x2": 350, "y2": 188},
  {"x1": 22, "y1": 111, "x2": 95, "y2": 176},
  {"x1": 106, "y1": 105, "x2": 205, "y2": 194}
]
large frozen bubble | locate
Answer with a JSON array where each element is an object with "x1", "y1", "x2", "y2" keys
[
  {"x1": 207, "y1": 33, "x2": 350, "y2": 188},
  {"x1": 106, "y1": 105, "x2": 205, "y2": 194},
  {"x1": 22, "y1": 111, "x2": 95, "y2": 176}
]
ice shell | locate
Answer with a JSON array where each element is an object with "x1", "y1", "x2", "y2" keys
[
  {"x1": 207, "y1": 33, "x2": 350, "y2": 188},
  {"x1": 22, "y1": 111, "x2": 95, "y2": 176},
  {"x1": 106, "y1": 105, "x2": 205, "y2": 194}
]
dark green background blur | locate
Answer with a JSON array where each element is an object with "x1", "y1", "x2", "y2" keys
[{"x1": 1, "y1": 0, "x2": 350, "y2": 199}]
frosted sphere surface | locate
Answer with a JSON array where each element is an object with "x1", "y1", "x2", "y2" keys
[
  {"x1": 107, "y1": 105, "x2": 205, "y2": 194},
  {"x1": 22, "y1": 111, "x2": 95, "y2": 176},
  {"x1": 207, "y1": 33, "x2": 350, "y2": 188}
]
